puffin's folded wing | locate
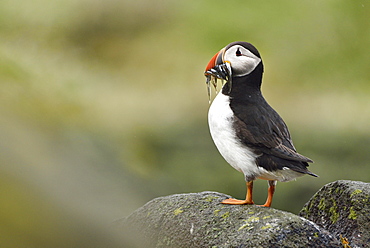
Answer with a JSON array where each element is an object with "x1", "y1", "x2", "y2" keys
[{"x1": 270, "y1": 144, "x2": 314, "y2": 163}]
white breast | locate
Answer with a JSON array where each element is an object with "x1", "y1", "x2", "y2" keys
[
  {"x1": 208, "y1": 92, "x2": 260, "y2": 180},
  {"x1": 208, "y1": 92, "x2": 304, "y2": 182}
]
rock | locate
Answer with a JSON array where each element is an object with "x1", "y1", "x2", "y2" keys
[
  {"x1": 300, "y1": 180, "x2": 370, "y2": 248},
  {"x1": 116, "y1": 191, "x2": 340, "y2": 247}
]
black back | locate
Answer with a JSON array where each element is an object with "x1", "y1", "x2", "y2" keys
[{"x1": 224, "y1": 61, "x2": 315, "y2": 176}]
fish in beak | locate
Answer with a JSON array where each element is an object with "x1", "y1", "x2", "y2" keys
[{"x1": 204, "y1": 48, "x2": 232, "y2": 102}]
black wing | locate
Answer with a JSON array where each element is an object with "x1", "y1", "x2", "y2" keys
[{"x1": 230, "y1": 98, "x2": 315, "y2": 175}]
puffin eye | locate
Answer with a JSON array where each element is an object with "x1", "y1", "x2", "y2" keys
[{"x1": 236, "y1": 48, "x2": 242, "y2": 56}]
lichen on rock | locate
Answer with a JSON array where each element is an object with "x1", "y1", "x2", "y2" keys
[
  {"x1": 300, "y1": 180, "x2": 370, "y2": 248},
  {"x1": 116, "y1": 191, "x2": 340, "y2": 247}
]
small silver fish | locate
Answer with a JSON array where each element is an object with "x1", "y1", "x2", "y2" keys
[{"x1": 204, "y1": 62, "x2": 232, "y2": 103}]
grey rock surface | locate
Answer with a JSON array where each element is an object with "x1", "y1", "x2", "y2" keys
[
  {"x1": 117, "y1": 191, "x2": 340, "y2": 247},
  {"x1": 300, "y1": 180, "x2": 370, "y2": 248}
]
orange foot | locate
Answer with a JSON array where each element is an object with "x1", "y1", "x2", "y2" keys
[{"x1": 221, "y1": 198, "x2": 254, "y2": 205}]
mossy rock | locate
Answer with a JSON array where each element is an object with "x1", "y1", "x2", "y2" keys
[
  {"x1": 300, "y1": 180, "x2": 370, "y2": 248},
  {"x1": 116, "y1": 191, "x2": 340, "y2": 247}
]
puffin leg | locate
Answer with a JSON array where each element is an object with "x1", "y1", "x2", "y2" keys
[
  {"x1": 221, "y1": 181, "x2": 254, "y2": 205},
  {"x1": 259, "y1": 180, "x2": 276, "y2": 207}
]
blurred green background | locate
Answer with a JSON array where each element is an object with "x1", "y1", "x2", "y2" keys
[{"x1": 0, "y1": 0, "x2": 369, "y2": 247}]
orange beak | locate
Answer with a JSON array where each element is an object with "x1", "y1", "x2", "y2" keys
[{"x1": 205, "y1": 48, "x2": 225, "y2": 73}]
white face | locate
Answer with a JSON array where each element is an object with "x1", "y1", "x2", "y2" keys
[{"x1": 223, "y1": 45, "x2": 261, "y2": 77}]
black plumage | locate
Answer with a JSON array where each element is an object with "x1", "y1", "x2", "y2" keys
[
  {"x1": 204, "y1": 41, "x2": 317, "y2": 207},
  {"x1": 224, "y1": 67, "x2": 315, "y2": 178}
]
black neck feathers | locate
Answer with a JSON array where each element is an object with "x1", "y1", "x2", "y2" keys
[{"x1": 222, "y1": 62, "x2": 264, "y2": 101}]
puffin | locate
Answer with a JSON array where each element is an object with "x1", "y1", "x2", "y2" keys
[{"x1": 204, "y1": 41, "x2": 317, "y2": 207}]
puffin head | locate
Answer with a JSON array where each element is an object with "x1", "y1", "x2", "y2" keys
[
  {"x1": 205, "y1": 41, "x2": 262, "y2": 79},
  {"x1": 204, "y1": 42, "x2": 263, "y2": 99}
]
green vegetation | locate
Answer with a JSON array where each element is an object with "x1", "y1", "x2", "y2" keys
[
  {"x1": 318, "y1": 198, "x2": 326, "y2": 210},
  {"x1": 173, "y1": 207, "x2": 184, "y2": 216},
  {"x1": 221, "y1": 212, "x2": 230, "y2": 219},
  {"x1": 261, "y1": 224, "x2": 273, "y2": 230},
  {"x1": 348, "y1": 206, "x2": 358, "y2": 220},
  {"x1": 0, "y1": 0, "x2": 369, "y2": 247},
  {"x1": 329, "y1": 200, "x2": 339, "y2": 224},
  {"x1": 350, "y1": 189, "x2": 363, "y2": 197}
]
